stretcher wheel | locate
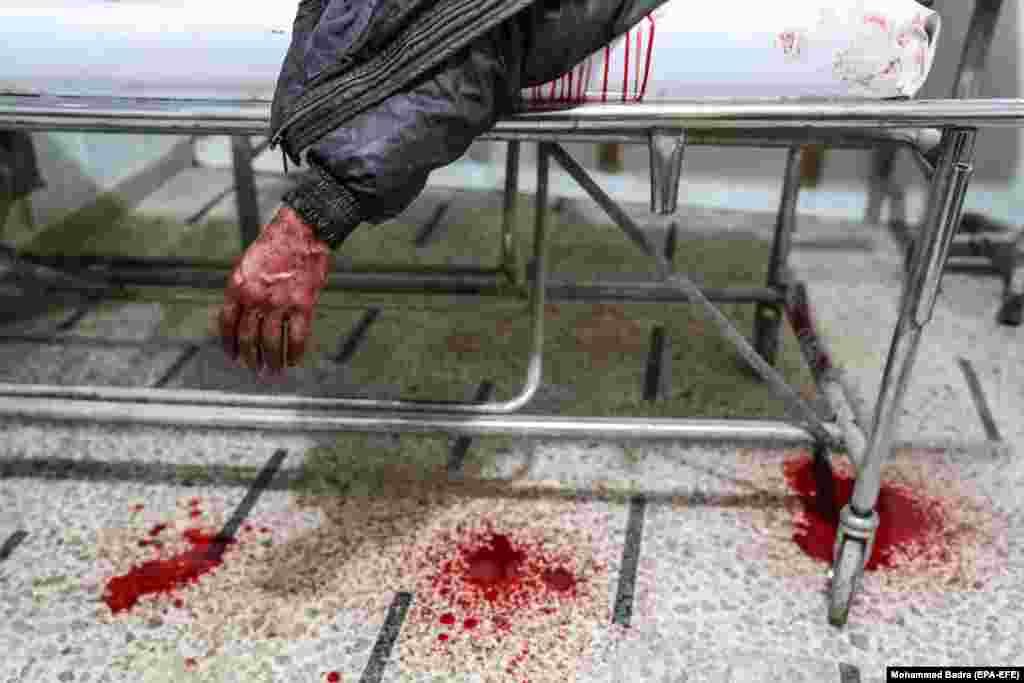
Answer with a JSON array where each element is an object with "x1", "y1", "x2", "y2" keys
[{"x1": 828, "y1": 538, "x2": 865, "y2": 627}]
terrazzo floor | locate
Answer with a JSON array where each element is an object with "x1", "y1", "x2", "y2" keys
[{"x1": 0, "y1": 181, "x2": 1021, "y2": 683}]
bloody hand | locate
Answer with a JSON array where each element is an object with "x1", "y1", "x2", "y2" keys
[{"x1": 218, "y1": 206, "x2": 330, "y2": 375}]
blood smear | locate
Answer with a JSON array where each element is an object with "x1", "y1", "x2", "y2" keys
[
  {"x1": 783, "y1": 454, "x2": 950, "y2": 570},
  {"x1": 103, "y1": 527, "x2": 235, "y2": 613}
]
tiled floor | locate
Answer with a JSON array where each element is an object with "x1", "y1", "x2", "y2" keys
[{"x1": 0, "y1": 178, "x2": 1021, "y2": 682}]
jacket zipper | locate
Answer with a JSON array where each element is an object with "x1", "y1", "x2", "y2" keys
[{"x1": 270, "y1": 0, "x2": 537, "y2": 158}]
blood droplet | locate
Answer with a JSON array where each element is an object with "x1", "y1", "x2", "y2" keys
[
  {"x1": 173, "y1": 598, "x2": 184, "y2": 609},
  {"x1": 437, "y1": 633, "x2": 449, "y2": 642},
  {"x1": 783, "y1": 454, "x2": 949, "y2": 570},
  {"x1": 326, "y1": 672, "x2": 341, "y2": 683},
  {"x1": 190, "y1": 510, "x2": 202, "y2": 519},
  {"x1": 542, "y1": 567, "x2": 576, "y2": 592},
  {"x1": 463, "y1": 617, "x2": 479, "y2": 630},
  {"x1": 103, "y1": 528, "x2": 235, "y2": 613},
  {"x1": 439, "y1": 612, "x2": 455, "y2": 626}
]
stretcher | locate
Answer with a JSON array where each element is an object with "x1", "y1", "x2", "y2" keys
[{"x1": 2, "y1": 0, "x2": 1023, "y2": 627}]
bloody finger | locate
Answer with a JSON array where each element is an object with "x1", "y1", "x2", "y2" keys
[
  {"x1": 285, "y1": 310, "x2": 311, "y2": 366},
  {"x1": 237, "y1": 308, "x2": 264, "y2": 371},
  {"x1": 260, "y1": 309, "x2": 287, "y2": 374},
  {"x1": 219, "y1": 299, "x2": 242, "y2": 361}
]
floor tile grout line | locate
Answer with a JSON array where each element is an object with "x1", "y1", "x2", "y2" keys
[
  {"x1": 957, "y1": 357, "x2": 1002, "y2": 443},
  {"x1": 55, "y1": 292, "x2": 105, "y2": 333},
  {"x1": 447, "y1": 380, "x2": 495, "y2": 479},
  {"x1": 0, "y1": 530, "x2": 28, "y2": 562},
  {"x1": 838, "y1": 661, "x2": 861, "y2": 682},
  {"x1": 359, "y1": 591, "x2": 414, "y2": 683},
  {"x1": 206, "y1": 448, "x2": 287, "y2": 560},
  {"x1": 413, "y1": 200, "x2": 452, "y2": 248},
  {"x1": 664, "y1": 220, "x2": 678, "y2": 262},
  {"x1": 332, "y1": 307, "x2": 382, "y2": 365},
  {"x1": 642, "y1": 326, "x2": 668, "y2": 402},
  {"x1": 184, "y1": 186, "x2": 237, "y2": 225},
  {"x1": 612, "y1": 495, "x2": 647, "y2": 628},
  {"x1": 151, "y1": 343, "x2": 200, "y2": 388}
]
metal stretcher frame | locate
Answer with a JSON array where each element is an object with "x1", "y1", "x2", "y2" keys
[{"x1": 3, "y1": 95, "x2": 1024, "y2": 627}]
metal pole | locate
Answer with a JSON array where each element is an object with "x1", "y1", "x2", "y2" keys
[
  {"x1": 754, "y1": 146, "x2": 801, "y2": 366},
  {"x1": 849, "y1": 127, "x2": 977, "y2": 516},
  {"x1": 864, "y1": 145, "x2": 898, "y2": 226},
  {"x1": 542, "y1": 282, "x2": 782, "y2": 304},
  {"x1": 951, "y1": 0, "x2": 1005, "y2": 101},
  {"x1": 648, "y1": 129, "x2": 686, "y2": 215},
  {"x1": 0, "y1": 148, "x2": 553, "y2": 416},
  {"x1": 6, "y1": 99, "x2": 1024, "y2": 136},
  {"x1": 0, "y1": 395, "x2": 843, "y2": 443},
  {"x1": 500, "y1": 140, "x2": 521, "y2": 287},
  {"x1": 230, "y1": 135, "x2": 261, "y2": 249}
]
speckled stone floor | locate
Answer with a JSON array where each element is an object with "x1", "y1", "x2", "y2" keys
[{"x1": 1, "y1": 182, "x2": 1021, "y2": 683}]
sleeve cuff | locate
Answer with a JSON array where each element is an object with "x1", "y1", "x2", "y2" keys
[{"x1": 281, "y1": 163, "x2": 363, "y2": 249}]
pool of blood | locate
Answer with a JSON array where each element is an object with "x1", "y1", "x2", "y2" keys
[
  {"x1": 102, "y1": 499, "x2": 243, "y2": 614},
  {"x1": 103, "y1": 526, "x2": 235, "y2": 613},
  {"x1": 426, "y1": 528, "x2": 592, "y2": 675},
  {"x1": 783, "y1": 454, "x2": 950, "y2": 570}
]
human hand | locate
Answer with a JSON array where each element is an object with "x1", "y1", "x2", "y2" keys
[{"x1": 218, "y1": 206, "x2": 330, "y2": 376}]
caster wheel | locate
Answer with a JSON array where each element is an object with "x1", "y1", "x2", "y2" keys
[{"x1": 828, "y1": 539, "x2": 866, "y2": 627}]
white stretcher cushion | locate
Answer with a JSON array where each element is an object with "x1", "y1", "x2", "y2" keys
[
  {"x1": 522, "y1": 0, "x2": 941, "y2": 107},
  {"x1": 0, "y1": 0, "x2": 939, "y2": 104}
]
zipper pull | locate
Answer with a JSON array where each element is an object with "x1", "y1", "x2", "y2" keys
[{"x1": 281, "y1": 147, "x2": 289, "y2": 175}]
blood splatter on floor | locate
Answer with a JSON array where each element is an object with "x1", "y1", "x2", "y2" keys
[
  {"x1": 783, "y1": 453, "x2": 952, "y2": 570},
  {"x1": 101, "y1": 498, "x2": 247, "y2": 615},
  {"x1": 414, "y1": 524, "x2": 595, "y2": 676},
  {"x1": 428, "y1": 530, "x2": 581, "y2": 625},
  {"x1": 103, "y1": 526, "x2": 235, "y2": 613}
]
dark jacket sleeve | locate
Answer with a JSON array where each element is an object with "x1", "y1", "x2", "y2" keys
[{"x1": 281, "y1": 0, "x2": 665, "y2": 249}]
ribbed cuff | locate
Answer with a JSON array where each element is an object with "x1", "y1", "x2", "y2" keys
[{"x1": 281, "y1": 163, "x2": 362, "y2": 249}]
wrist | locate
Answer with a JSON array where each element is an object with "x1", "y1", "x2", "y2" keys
[
  {"x1": 280, "y1": 163, "x2": 363, "y2": 250},
  {"x1": 264, "y1": 206, "x2": 331, "y2": 253}
]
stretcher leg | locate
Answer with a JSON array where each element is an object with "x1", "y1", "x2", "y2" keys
[
  {"x1": 648, "y1": 129, "x2": 685, "y2": 216},
  {"x1": 864, "y1": 145, "x2": 898, "y2": 227},
  {"x1": 231, "y1": 135, "x2": 262, "y2": 249},
  {"x1": 500, "y1": 140, "x2": 522, "y2": 289},
  {"x1": 829, "y1": 127, "x2": 977, "y2": 627},
  {"x1": 753, "y1": 145, "x2": 801, "y2": 366}
]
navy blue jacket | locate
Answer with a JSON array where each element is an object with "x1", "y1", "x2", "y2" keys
[{"x1": 269, "y1": 0, "x2": 665, "y2": 247}]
